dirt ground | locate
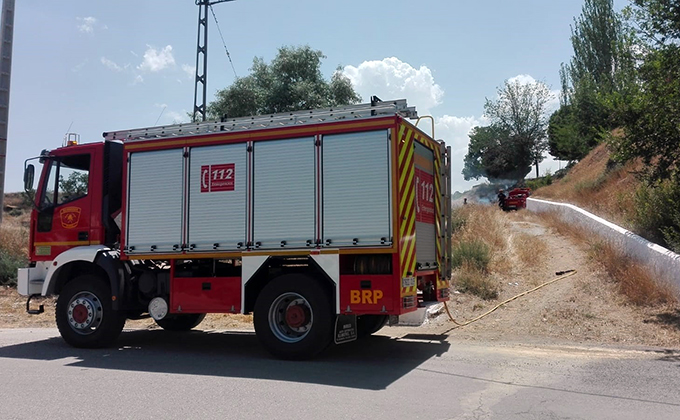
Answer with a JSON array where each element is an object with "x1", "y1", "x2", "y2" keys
[{"x1": 2, "y1": 210, "x2": 680, "y2": 350}]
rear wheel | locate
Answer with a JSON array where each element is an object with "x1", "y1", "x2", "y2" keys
[
  {"x1": 254, "y1": 274, "x2": 333, "y2": 360},
  {"x1": 357, "y1": 315, "x2": 389, "y2": 338},
  {"x1": 55, "y1": 275, "x2": 125, "y2": 348},
  {"x1": 155, "y1": 313, "x2": 206, "y2": 331}
]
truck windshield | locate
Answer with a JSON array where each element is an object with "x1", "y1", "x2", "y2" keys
[{"x1": 40, "y1": 154, "x2": 90, "y2": 209}]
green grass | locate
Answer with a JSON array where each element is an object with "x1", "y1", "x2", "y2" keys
[
  {"x1": 0, "y1": 249, "x2": 26, "y2": 287},
  {"x1": 454, "y1": 265, "x2": 499, "y2": 300},
  {"x1": 452, "y1": 239, "x2": 491, "y2": 272}
]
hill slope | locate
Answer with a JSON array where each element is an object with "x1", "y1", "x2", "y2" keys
[{"x1": 534, "y1": 143, "x2": 642, "y2": 228}]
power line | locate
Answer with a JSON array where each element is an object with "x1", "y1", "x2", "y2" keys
[{"x1": 209, "y1": 4, "x2": 237, "y2": 79}]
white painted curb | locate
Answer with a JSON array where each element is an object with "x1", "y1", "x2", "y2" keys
[{"x1": 526, "y1": 197, "x2": 680, "y2": 296}]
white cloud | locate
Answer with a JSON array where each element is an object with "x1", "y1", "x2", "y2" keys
[
  {"x1": 182, "y1": 64, "x2": 196, "y2": 79},
  {"x1": 505, "y1": 73, "x2": 560, "y2": 115},
  {"x1": 434, "y1": 115, "x2": 491, "y2": 193},
  {"x1": 133, "y1": 75, "x2": 144, "y2": 85},
  {"x1": 138, "y1": 45, "x2": 176, "y2": 72},
  {"x1": 101, "y1": 57, "x2": 123, "y2": 72},
  {"x1": 507, "y1": 74, "x2": 537, "y2": 85},
  {"x1": 343, "y1": 58, "x2": 444, "y2": 115},
  {"x1": 77, "y1": 17, "x2": 97, "y2": 33}
]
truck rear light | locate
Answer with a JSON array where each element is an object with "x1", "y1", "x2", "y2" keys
[{"x1": 402, "y1": 295, "x2": 416, "y2": 309}]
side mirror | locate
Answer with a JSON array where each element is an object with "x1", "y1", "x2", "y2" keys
[{"x1": 24, "y1": 164, "x2": 35, "y2": 191}]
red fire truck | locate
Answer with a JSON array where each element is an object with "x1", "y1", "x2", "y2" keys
[{"x1": 18, "y1": 98, "x2": 452, "y2": 359}]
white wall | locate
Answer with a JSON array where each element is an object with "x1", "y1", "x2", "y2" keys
[{"x1": 527, "y1": 197, "x2": 680, "y2": 296}]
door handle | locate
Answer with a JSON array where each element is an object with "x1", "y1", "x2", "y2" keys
[{"x1": 78, "y1": 231, "x2": 89, "y2": 241}]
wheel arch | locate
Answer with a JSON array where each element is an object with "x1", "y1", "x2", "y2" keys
[
  {"x1": 42, "y1": 246, "x2": 123, "y2": 307},
  {"x1": 242, "y1": 255, "x2": 338, "y2": 314}
]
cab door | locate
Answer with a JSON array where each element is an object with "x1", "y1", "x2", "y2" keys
[{"x1": 32, "y1": 149, "x2": 95, "y2": 261}]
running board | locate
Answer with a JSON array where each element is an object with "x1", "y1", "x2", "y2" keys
[{"x1": 26, "y1": 294, "x2": 44, "y2": 315}]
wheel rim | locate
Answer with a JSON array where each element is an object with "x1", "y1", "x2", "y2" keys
[
  {"x1": 268, "y1": 292, "x2": 313, "y2": 343},
  {"x1": 67, "y1": 291, "x2": 103, "y2": 335}
]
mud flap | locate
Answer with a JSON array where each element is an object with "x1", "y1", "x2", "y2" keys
[{"x1": 334, "y1": 314, "x2": 357, "y2": 344}]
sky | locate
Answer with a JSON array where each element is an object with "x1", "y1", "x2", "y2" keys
[{"x1": 4, "y1": 0, "x2": 628, "y2": 194}]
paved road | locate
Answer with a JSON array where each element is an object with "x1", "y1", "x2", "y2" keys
[{"x1": 0, "y1": 327, "x2": 679, "y2": 420}]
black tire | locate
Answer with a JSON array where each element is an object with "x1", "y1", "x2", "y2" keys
[
  {"x1": 155, "y1": 313, "x2": 206, "y2": 331},
  {"x1": 55, "y1": 275, "x2": 126, "y2": 348},
  {"x1": 356, "y1": 315, "x2": 389, "y2": 338},
  {"x1": 254, "y1": 274, "x2": 334, "y2": 360}
]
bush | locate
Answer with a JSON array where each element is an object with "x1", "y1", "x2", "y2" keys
[
  {"x1": 453, "y1": 264, "x2": 498, "y2": 300},
  {"x1": 452, "y1": 239, "x2": 491, "y2": 272},
  {"x1": 630, "y1": 178, "x2": 680, "y2": 253},
  {"x1": 526, "y1": 172, "x2": 553, "y2": 190},
  {"x1": 450, "y1": 208, "x2": 467, "y2": 234},
  {"x1": 0, "y1": 249, "x2": 26, "y2": 287}
]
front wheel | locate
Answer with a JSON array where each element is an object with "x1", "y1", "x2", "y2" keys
[
  {"x1": 254, "y1": 274, "x2": 334, "y2": 360},
  {"x1": 55, "y1": 275, "x2": 125, "y2": 348},
  {"x1": 155, "y1": 313, "x2": 206, "y2": 331}
]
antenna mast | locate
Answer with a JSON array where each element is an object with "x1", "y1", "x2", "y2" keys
[{"x1": 193, "y1": 0, "x2": 235, "y2": 122}]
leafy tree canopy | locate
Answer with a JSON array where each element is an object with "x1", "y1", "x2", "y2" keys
[
  {"x1": 627, "y1": 0, "x2": 680, "y2": 44},
  {"x1": 610, "y1": 0, "x2": 680, "y2": 181},
  {"x1": 550, "y1": 0, "x2": 636, "y2": 162},
  {"x1": 206, "y1": 45, "x2": 361, "y2": 120},
  {"x1": 462, "y1": 125, "x2": 533, "y2": 182},
  {"x1": 483, "y1": 79, "x2": 552, "y2": 177},
  {"x1": 548, "y1": 106, "x2": 589, "y2": 162}
]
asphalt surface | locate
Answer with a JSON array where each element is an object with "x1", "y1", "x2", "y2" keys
[{"x1": 1, "y1": 327, "x2": 679, "y2": 420}]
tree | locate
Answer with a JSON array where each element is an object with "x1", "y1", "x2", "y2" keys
[
  {"x1": 462, "y1": 125, "x2": 532, "y2": 181},
  {"x1": 610, "y1": 0, "x2": 680, "y2": 182},
  {"x1": 548, "y1": 106, "x2": 589, "y2": 162},
  {"x1": 627, "y1": 0, "x2": 680, "y2": 44},
  {"x1": 551, "y1": 0, "x2": 635, "y2": 161},
  {"x1": 206, "y1": 45, "x2": 361, "y2": 120},
  {"x1": 483, "y1": 79, "x2": 552, "y2": 178},
  {"x1": 59, "y1": 172, "x2": 88, "y2": 199},
  {"x1": 569, "y1": 0, "x2": 625, "y2": 92}
]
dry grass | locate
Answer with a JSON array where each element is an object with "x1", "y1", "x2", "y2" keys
[
  {"x1": 513, "y1": 232, "x2": 547, "y2": 266},
  {"x1": 453, "y1": 263, "x2": 498, "y2": 300},
  {"x1": 590, "y1": 241, "x2": 677, "y2": 306},
  {"x1": 536, "y1": 210, "x2": 678, "y2": 307},
  {"x1": 0, "y1": 212, "x2": 30, "y2": 259},
  {"x1": 0, "y1": 209, "x2": 31, "y2": 286},
  {"x1": 454, "y1": 204, "x2": 508, "y2": 249},
  {"x1": 451, "y1": 204, "x2": 510, "y2": 299}
]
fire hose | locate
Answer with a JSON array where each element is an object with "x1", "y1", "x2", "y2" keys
[{"x1": 443, "y1": 269, "x2": 577, "y2": 328}]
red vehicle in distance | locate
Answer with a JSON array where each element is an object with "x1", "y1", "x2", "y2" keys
[{"x1": 502, "y1": 187, "x2": 531, "y2": 211}]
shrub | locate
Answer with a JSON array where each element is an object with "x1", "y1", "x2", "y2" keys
[
  {"x1": 526, "y1": 172, "x2": 552, "y2": 190},
  {"x1": 630, "y1": 178, "x2": 680, "y2": 253},
  {"x1": 453, "y1": 263, "x2": 498, "y2": 300},
  {"x1": 0, "y1": 249, "x2": 25, "y2": 287},
  {"x1": 452, "y1": 239, "x2": 491, "y2": 272},
  {"x1": 450, "y1": 208, "x2": 467, "y2": 234}
]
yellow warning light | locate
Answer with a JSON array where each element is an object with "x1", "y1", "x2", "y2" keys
[{"x1": 63, "y1": 133, "x2": 80, "y2": 147}]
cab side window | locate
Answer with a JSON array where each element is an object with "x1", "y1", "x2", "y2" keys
[{"x1": 40, "y1": 154, "x2": 90, "y2": 209}]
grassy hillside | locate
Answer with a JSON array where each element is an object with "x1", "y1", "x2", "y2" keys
[{"x1": 533, "y1": 143, "x2": 642, "y2": 228}]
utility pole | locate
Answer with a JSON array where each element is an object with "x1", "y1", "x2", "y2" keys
[
  {"x1": 0, "y1": 0, "x2": 15, "y2": 224},
  {"x1": 193, "y1": 0, "x2": 235, "y2": 123}
]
